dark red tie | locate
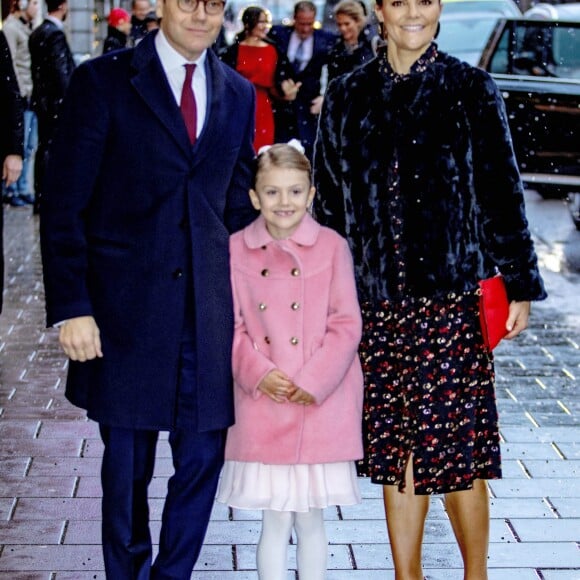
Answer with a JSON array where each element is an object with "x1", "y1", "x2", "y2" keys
[{"x1": 180, "y1": 63, "x2": 197, "y2": 145}]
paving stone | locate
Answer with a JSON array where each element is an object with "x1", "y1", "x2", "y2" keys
[
  {"x1": 0, "y1": 476, "x2": 76, "y2": 498},
  {"x1": 521, "y1": 460, "x2": 580, "y2": 478},
  {"x1": 0, "y1": 545, "x2": 103, "y2": 571},
  {"x1": 0, "y1": 520, "x2": 64, "y2": 544},
  {"x1": 488, "y1": 478, "x2": 580, "y2": 498},
  {"x1": 509, "y1": 518, "x2": 580, "y2": 542}
]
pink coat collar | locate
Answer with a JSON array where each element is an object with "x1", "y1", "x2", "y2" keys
[{"x1": 243, "y1": 213, "x2": 321, "y2": 249}]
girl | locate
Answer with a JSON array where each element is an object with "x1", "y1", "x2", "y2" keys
[{"x1": 217, "y1": 141, "x2": 364, "y2": 580}]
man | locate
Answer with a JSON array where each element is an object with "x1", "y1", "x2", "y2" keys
[
  {"x1": 29, "y1": 0, "x2": 75, "y2": 215},
  {"x1": 40, "y1": 0, "x2": 256, "y2": 577},
  {"x1": 0, "y1": 31, "x2": 24, "y2": 312},
  {"x1": 2, "y1": 0, "x2": 39, "y2": 207},
  {"x1": 130, "y1": 0, "x2": 154, "y2": 45},
  {"x1": 269, "y1": 0, "x2": 336, "y2": 160}
]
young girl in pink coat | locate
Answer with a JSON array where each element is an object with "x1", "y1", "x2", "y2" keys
[{"x1": 217, "y1": 141, "x2": 364, "y2": 580}]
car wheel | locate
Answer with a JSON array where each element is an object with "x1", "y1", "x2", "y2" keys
[{"x1": 567, "y1": 192, "x2": 580, "y2": 231}]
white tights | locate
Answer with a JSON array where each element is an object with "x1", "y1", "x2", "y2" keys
[{"x1": 256, "y1": 508, "x2": 327, "y2": 580}]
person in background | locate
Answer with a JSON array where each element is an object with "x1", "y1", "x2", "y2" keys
[
  {"x1": 0, "y1": 31, "x2": 24, "y2": 311},
  {"x1": 102, "y1": 7, "x2": 132, "y2": 54},
  {"x1": 314, "y1": 0, "x2": 547, "y2": 577},
  {"x1": 2, "y1": 0, "x2": 39, "y2": 207},
  {"x1": 29, "y1": 0, "x2": 75, "y2": 215},
  {"x1": 268, "y1": 1, "x2": 336, "y2": 160},
  {"x1": 144, "y1": 9, "x2": 160, "y2": 31},
  {"x1": 39, "y1": 0, "x2": 257, "y2": 576},
  {"x1": 327, "y1": 0, "x2": 376, "y2": 82},
  {"x1": 220, "y1": 6, "x2": 299, "y2": 152},
  {"x1": 130, "y1": 0, "x2": 153, "y2": 45},
  {"x1": 217, "y1": 141, "x2": 363, "y2": 580}
]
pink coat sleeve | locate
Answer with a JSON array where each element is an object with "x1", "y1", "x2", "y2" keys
[
  {"x1": 231, "y1": 262, "x2": 277, "y2": 399},
  {"x1": 292, "y1": 238, "x2": 362, "y2": 404}
]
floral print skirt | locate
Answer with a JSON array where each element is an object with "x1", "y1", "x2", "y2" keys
[{"x1": 357, "y1": 291, "x2": 502, "y2": 495}]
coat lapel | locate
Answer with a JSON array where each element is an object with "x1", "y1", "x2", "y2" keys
[{"x1": 130, "y1": 32, "x2": 192, "y2": 157}]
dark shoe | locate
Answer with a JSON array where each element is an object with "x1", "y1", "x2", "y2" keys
[
  {"x1": 18, "y1": 193, "x2": 35, "y2": 205},
  {"x1": 9, "y1": 195, "x2": 27, "y2": 207}
]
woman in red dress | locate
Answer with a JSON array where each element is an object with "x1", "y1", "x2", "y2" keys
[{"x1": 220, "y1": 7, "x2": 299, "y2": 152}]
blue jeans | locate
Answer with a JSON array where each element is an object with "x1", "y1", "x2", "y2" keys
[{"x1": 5, "y1": 108, "x2": 38, "y2": 196}]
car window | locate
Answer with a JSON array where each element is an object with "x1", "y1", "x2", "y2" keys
[{"x1": 489, "y1": 21, "x2": 580, "y2": 78}]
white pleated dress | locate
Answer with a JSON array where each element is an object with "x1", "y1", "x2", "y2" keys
[{"x1": 217, "y1": 460, "x2": 361, "y2": 513}]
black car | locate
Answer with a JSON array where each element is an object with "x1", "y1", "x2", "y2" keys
[{"x1": 478, "y1": 18, "x2": 580, "y2": 198}]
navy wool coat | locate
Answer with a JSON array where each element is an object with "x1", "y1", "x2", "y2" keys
[
  {"x1": 314, "y1": 46, "x2": 546, "y2": 304},
  {"x1": 40, "y1": 32, "x2": 257, "y2": 431}
]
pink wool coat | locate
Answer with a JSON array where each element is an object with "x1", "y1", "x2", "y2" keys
[{"x1": 225, "y1": 213, "x2": 364, "y2": 465}]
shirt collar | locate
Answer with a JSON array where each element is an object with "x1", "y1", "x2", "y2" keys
[
  {"x1": 155, "y1": 28, "x2": 208, "y2": 72},
  {"x1": 244, "y1": 213, "x2": 321, "y2": 249},
  {"x1": 46, "y1": 15, "x2": 64, "y2": 29}
]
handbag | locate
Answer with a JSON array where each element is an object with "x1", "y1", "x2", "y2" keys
[{"x1": 478, "y1": 275, "x2": 510, "y2": 351}]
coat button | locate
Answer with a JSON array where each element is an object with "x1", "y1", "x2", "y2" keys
[
  {"x1": 261, "y1": 269, "x2": 270, "y2": 277},
  {"x1": 172, "y1": 268, "x2": 183, "y2": 279},
  {"x1": 290, "y1": 337, "x2": 299, "y2": 345},
  {"x1": 291, "y1": 268, "x2": 300, "y2": 276},
  {"x1": 259, "y1": 303, "x2": 267, "y2": 311},
  {"x1": 264, "y1": 336, "x2": 271, "y2": 344},
  {"x1": 291, "y1": 302, "x2": 300, "y2": 310}
]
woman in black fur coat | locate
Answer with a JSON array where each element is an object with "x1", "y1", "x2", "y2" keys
[{"x1": 314, "y1": 0, "x2": 547, "y2": 577}]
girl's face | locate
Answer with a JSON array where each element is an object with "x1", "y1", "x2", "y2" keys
[
  {"x1": 249, "y1": 12, "x2": 271, "y2": 39},
  {"x1": 375, "y1": 0, "x2": 441, "y2": 57},
  {"x1": 250, "y1": 166, "x2": 315, "y2": 240},
  {"x1": 336, "y1": 14, "x2": 360, "y2": 45}
]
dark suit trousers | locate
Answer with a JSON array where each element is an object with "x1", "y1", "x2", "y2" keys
[{"x1": 99, "y1": 339, "x2": 226, "y2": 580}]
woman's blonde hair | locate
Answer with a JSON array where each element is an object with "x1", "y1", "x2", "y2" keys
[{"x1": 334, "y1": 0, "x2": 366, "y2": 26}]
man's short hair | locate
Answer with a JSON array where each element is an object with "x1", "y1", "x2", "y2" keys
[
  {"x1": 294, "y1": 0, "x2": 316, "y2": 17},
  {"x1": 46, "y1": 0, "x2": 64, "y2": 13}
]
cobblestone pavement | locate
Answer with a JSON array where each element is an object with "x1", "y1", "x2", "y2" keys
[{"x1": 0, "y1": 206, "x2": 578, "y2": 580}]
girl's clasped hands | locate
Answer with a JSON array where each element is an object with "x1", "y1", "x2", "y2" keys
[{"x1": 258, "y1": 369, "x2": 315, "y2": 405}]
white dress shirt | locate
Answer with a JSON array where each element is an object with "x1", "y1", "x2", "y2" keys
[{"x1": 154, "y1": 29, "x2": 208, "y2": 139}]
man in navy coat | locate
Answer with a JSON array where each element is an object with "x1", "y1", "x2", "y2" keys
[
  {"x1": 40, "y1": 0, "x2": 257, "y2": 577},
  {"x1": 268, "y1": 0, "x2": 336, "y2": 160}
]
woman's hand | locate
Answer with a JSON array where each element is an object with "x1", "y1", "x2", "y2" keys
[
  {"x1": 280, "y1": 79, "x2": 302, "y2": 101},
  {"x1": 505, "y1": 300, "x2": 531, "y2": 340},
  {"x1": 258, "y1": 369, "x2": 296, "y2": 403}
]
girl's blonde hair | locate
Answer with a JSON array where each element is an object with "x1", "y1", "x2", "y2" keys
[{"x1": 254, "y1": 144, "x2": 311, "y2": 187}]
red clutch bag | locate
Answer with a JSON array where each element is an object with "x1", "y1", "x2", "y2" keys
[{"x1": 478, "y1": 275, "x2": 509, "y2": 351}]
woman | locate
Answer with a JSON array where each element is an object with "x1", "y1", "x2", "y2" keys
[
  {"x1": 314, "y1": 0, "x2": 547, "y2": 577},
  {"x1": 220, "y1": 7, "x2": 299, "y2": 152},
  {"x1": 328, "y1": 0, "x2": 377, "y2": 82}
]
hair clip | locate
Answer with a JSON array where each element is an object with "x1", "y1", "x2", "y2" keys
[{"x1": 256, "y1": 139, "x2": 305, "y2": 157}]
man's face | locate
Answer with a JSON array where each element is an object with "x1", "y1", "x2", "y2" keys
[
  {"x1": 294, "y1": 8, "x2": 315, "y2": 40},
  {"x1": 133, "y1": 0, "x2": 152, "y2": 20},
  {"x1": 161, "y1": 0, "x2": 223, "y2": 61}
]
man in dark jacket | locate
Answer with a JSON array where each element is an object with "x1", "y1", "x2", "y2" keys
[
  {"x1": 0, "y1": 31, "x2": 24, "y2": 312},
  {"x1": 40, "y1": 0, "x2": 256, "y2": 576},
  {"x1": 29, "y1": 0, "x2": 75, "y2": 214},
  {"x1": 268, "y1": 0, "x2": 336, "y2": 160}
]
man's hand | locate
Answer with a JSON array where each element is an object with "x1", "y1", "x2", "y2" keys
[
  {"x1": 2, "y1": 154, "x2": 23, "y2": 187},
  {"x1": 309, "y1": 95, "x2": 324, "y2": 115},
  {"x1": 281, "y1": 79, "x2": 302, "y2": 101},
  {"x1": 59, "y1": 316, "x2": 103, "y2": 361}
]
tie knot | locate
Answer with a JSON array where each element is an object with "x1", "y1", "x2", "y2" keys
[{"x1": 184, "y1": 63, "x2": 196, "y2": 82}]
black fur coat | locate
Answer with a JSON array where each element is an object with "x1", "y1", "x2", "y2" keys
[{"x1": 314, "y1": 44, "x2": 547, "y2": 303}]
